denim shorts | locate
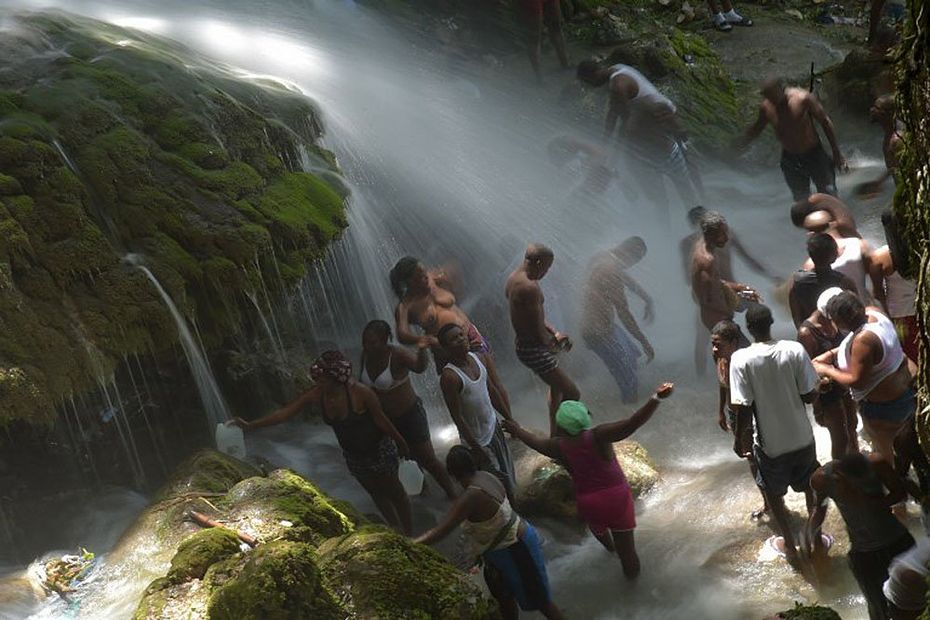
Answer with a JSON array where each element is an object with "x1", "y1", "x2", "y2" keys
[{"x1": 861, "y1": 389, "x2": 915, "y2": 424}]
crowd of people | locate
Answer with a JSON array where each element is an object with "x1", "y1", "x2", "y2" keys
[{"x1": 230, "y1": 39, "x2": 925, "y2": 620}]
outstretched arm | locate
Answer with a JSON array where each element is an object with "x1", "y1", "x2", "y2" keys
[
  {"x1": 233, "y1": 389, "x2": 317, "y2": 429},
  {"x1": 414, "y1": 492, "x2": 474, "y2": 545},
  {"x1": 394, "y1": 342, "x2": 431, "y2": 374},
  {"x1": 729, "y1": 235, "x2": 777, "y2": 282},
  {"x1": 501, "y1": 419, "x2": 561, "y2": 459},
  {"x1": 809, "y1": 95, "x2": 846, "y2": 171},
  {"x1": 734, "y1": 105, "x2": 768, "y2": 150},
  {"x1": 593, "y1": 383, "x2": 673, "y2": 443}
]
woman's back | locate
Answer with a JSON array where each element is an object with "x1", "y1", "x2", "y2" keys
[{"x1": 558, "y1": 430, "x2": 629, "y2": 495}]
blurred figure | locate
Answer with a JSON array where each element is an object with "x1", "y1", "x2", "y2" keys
[
  {"x1": 516, "y1": 0, "x2": 569, "y2": 83},
  {"x1": 707, "y1": 0, "x2": 753, "y2": 31},
  {"x1": 711, "y1": 320, "x2": 768, "y2": 518},
  {"x1": 788, "y1": 233, "x2": 858, "y2": 328},
  {"x1": 233, "y1": 350, "x2": 413, "y2": 534},
  {"x1": 736, "y1": 77, "x2": 846, "y2": 201},
  {"x1": 797, "y1": 288, "x2": 859, "y2": 459},
  {"x1": 504, "y1": 385, "x2": 674, "y2": 580},
  {"x1": 506, "y1": 244, "x2": 580, "y2": 435},
  {"x1": 581, "y1": 236, "x2": 655, "y2": 403},
  {"x1": 857, "y1": 94, "x2": 904, "y2": 197},
  {"x1": 577, "y1": 60, "x2": 702, "y2": 220},
  {"x1": 681, "y1": 206, "x2": 778, "y2": 375},
  {"x1": 806, "y1": 453, "x2": 913, "y2": 620},
  {"x1": 883, "y1": 538, "x2": 930, "y2": 619},
  {"x1": 801, "y1": 211, "x2": 874, "y2": 301},
  {"x1": 415, "y1": 446, "x2": 565, "y2": 620},
  {"x1": 789, "y1": 193, "x2": 860, "y2": 238},
  {"x1": 870, "y1": 244, "x2": 918, "y2": 363},
  {"x1": 813, "y1": 291, "x2": 914, "y2": 465},
  {"x1": 438, "y1": 323, "x2": 516, "y2": 498},
  {"x1": 547, "y1": 135, "x2": 614, "y2": 196},
  {"x1": 730, "y1": 304, "x2": 821, "y2": 569},
  {"x1": 690, "y1": 212, "x2": 760, "y2": 333},
  {"x1": 360, "y1": 320, "x2": 458, "y2": 499}
]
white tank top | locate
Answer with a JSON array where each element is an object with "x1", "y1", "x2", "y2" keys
[
  {"x1": 444, "y1": 353, "x2": 496, "y2": 447},
  {"x1": 837, "y1": 309, "x2": 905, "y2": 401},
  {"x1": 832, "y1": 238, "x2": 868, "y2": 299},
  {"x1": 884, "y1": 271, "x2": 916, "y2": 318},
  {"x1": 609, "y1": 64, "x2": 676, "y2": 112}
]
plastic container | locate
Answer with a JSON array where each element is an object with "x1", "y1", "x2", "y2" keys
[
  {"x1": 398, "y1": 459, "x2": 424, "y2": 496},
  {"x1": 215, "y1": 422, "x2": 246, "y2": 459}
]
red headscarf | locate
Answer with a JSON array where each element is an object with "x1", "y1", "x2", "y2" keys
[{"x1": 310, "y1": 350, "x2": 352, "y2": 384}]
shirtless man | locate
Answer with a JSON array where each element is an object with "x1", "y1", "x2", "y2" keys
[
  {"x1": 680, "y1": 206, "x2": 777, "y2": 375},
  {"x1": 391, "y1": 256, "x2": 511, "y2": 409},
  {"x1": 690, "y1": 212, "x2": 760, "y2": 334},
  {"x1": 789, "y1": 193, "x2": 859, "y2": 239},
  {"x1": 577, "y1": 60, "x2": 702, "y2": 217},
  {"x1": 857, "y1": 94, "x2": 904, "y2": 197},
  {"x1": 581, "y1": 237, "x2": 655, "y2": 403},
  {"x1": 737, "y1": 77, "x2": 847, "y2": 201},
  {"x1": 506, "y1": 244, "x2": 580, "y2": 435}
]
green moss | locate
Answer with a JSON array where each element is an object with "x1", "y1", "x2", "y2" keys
[
  {"x1": 157, "y1": 449, "x2": 261, "y2": 500},
  {"x1": 0, "y1": 174, "x2": 23, "y2": 196},
  {"x1": 164, "y1": 527, "x2": 242, "y2": 584},
  {"x1": 254, "y1": 172, "x2": 345, "y2": 247},
  {"x1": 207, "y1": 541, "x2": 345, "y2": 620},
  {"x1": 776, "y1": 602, "x2": 842, "y2": 619},
  {"x1": 318, "y1": 526, "x2": 497, "y2": 619}
]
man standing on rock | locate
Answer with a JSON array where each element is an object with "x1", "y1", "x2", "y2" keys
[
  {"x1": 577, "y1": 60, "x2": 703, "y2": 220},
  {"x1": 856, "y1": 94, "x2": 904, "y2": 197},
  {"x1": 730, "y1": 304, "x2": 822, "y2": 570},
  {"x1": 506, "y1": 243, "x2": 580, "y2": 436},
  {"x1": 736, "y1": 77, "x2": 847, "y2": 201}
]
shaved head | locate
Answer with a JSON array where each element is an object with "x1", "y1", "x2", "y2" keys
[{"x1": 803, "y1": 209, "x2": 833, "y2": 233}]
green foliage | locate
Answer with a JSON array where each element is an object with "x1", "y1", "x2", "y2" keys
[{"x1": 777, "y1": 602, "x2": 842, "y2": 619}]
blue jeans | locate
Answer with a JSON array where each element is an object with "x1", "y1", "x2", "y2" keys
[{"x1": 583, "y1": 325, "x2": 641, "y2": 403}]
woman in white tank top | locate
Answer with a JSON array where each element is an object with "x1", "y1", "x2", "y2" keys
[
  {"x1": 870, "y1": 244, "x2": 918, "y2": 362},
  {"x1": 813, "y1": 291, "x2": 914, "y2": 465}
]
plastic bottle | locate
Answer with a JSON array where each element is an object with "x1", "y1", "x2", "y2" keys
[
  {"x1": 398, "y1": 459, "x2": 424, "y2": 495},
  {"x1": 215, "y1": 423, "x2": 246, "y2": 459}
]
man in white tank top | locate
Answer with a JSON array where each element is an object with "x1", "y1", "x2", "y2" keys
[{"x1": 576, "y1": 60, "x2": 703, "y2": 221}]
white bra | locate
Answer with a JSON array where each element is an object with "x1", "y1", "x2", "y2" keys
[{"x1": 360, "y1": 353, "x2": 410, "y2": 391}]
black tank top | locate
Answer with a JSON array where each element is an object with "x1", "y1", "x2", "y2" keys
[
  {"x1": 792, "y1": 269, "x2": 848, "y2": 322},
  {"x1": 321, "y1": 385, "x2": 384, "y2": 455},
  {"x1": 801, "y1": 319, "x2": 844, "y2": 355}
]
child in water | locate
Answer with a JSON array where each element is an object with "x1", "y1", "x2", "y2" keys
[{"x1": 503, "y1": 383, "x2": 674, "y2": 579}]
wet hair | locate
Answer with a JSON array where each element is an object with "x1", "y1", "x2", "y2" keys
[
  {"x1": 700, "y1": 211, "x2": 727, "y2": 236},
  {"x1": 790, "y1": 198, "x2": 814, "y2": 227},
  {"x1": 446, "y1": 445, "x2": 477, "y2": 478},
  {"x1": 526, "y1": 243, "x2": 554, "y2": 262},
  {"x1": 576, "y1": 59, "x2": 601, "y2": 81},
  {"x1": 711, "y1": 319, "x2": 744, "y2": 343},
  {"x1": 745, "y1": 303, "x2": 774, "y2": 334},
  {"x1": 687, "y1": 205, "x2": 708, "y2": 227},
  {"x1": 363, "y1": 319, "x2": 392, "y2": 341},
  {"x1": 807, "y1": 233, "x2": 838, "y2": 266},
  {"x1": 825, "y1": 291, "x2": 865, "y2": 327},
  {"x1": 389, "y1": 256, "x2": 420, "y2": 299},
  {"x1": 613, "y1": 236, "x2": 647, "y2": 264},
  {"x1": 437, "y1": 322, "x2": 462, "y2": 345}
]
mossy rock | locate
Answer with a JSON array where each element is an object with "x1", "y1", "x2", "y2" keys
[
  {"x1": 821, "y1": 47, "x2": 894, "y2": 115},
  {"x1": 771, "y1": 602, "x2": 842, "y2": 619},
  {"x1": 514, "y1": 438, "x2": 658, "y2": 522},
  {"x1": 0, "y1": 12, "x2": 347, "y2": 423},
  {"x1": 157, "y1": 449, "x2": 261, "y2": 500},
  {"x1": 206, "y1": 541, "x2": 345, "y2": 620},
  {"x1": 318, "y1": 526, "x2": 497, "y2": 619},
  {"x1": 224, "y1": 469, "x2": 354, "y2": 545}
]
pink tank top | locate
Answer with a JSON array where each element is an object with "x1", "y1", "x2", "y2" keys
[{"x1": 558, "y1": 430, "x2": 629, "y2": 495}]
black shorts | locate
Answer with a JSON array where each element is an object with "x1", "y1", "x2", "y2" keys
[
  {"x1": 391, "y1": 398, "x2": 432, "y2": 446},
  {"x1": 780, "y1": 145, "x2": 837, "y2": 201},
  {"x1": 754, "y1": 442, "x2": 819, "y2": 497}
]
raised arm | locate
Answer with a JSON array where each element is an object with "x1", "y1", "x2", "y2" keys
[
  {"x1": 501, "y1": 419, "x2": 561, "y2": 459},
  {"x1": 593, "y1": 383, "x2": 673, "y2": 443},
  {"x1": 360, "y1": 385, "x2": 409, "y2": 458},
  {"x1": 394, "y1": 302, "x2": 420, "y2": 346},
  {"x1": 808, "y1": 94, "x2": 846, "y2": 171},
  {"x1": 393, "y1": 342, "x2": 430, "y2": 374},
  {"x1": 233, "y1": 389, "x2": 317, "y2": 429}
]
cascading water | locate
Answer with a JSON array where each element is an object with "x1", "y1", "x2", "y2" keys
[
  {"x1": 0, "y1": 1, "x2": 904, "y2": 619},
  {"x1": 128, "y1": 257, "x2": 231, "y2": 429}
]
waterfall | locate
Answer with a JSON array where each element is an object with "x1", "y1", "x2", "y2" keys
[{"x1": 127, "y1": 256, "x2": 231, "y2": 429}]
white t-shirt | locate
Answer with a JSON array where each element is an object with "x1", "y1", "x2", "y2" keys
[
  {"x1": 883, "y1": 538, "x2": 930, "y2": 612},
  {"x1": 729, "y1": 340, "x2": 818, "y2": 458}
]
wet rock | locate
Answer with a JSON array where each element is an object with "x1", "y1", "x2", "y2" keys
[
  {"x1": 590, "y1": 9, "x2": 634, "y2": 46},
  {"x1": 513, "y1": 437, "x2": 659, "y2": 522},
  {"x1": 768, "y1": 602, "x2": 842, "y2": 619},
  {"x1": 821, "y1": 47, "x2": 894, "y2": 115}
]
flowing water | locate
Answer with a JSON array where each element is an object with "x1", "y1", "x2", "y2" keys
[{"x1": 0, "y1": 1, "x2": 909, "y2": 618}]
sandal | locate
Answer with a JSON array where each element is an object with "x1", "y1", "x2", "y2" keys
[{"x1": 727, "y1": 15, "x2": 753, "y2": 27}]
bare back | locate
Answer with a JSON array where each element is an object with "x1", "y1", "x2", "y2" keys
[
  {"x1": 581, "y1": 254, "x2": 625, "y2": 338},
  {"x1": 762, "y1": 88, "x2": 820, "y2": 154}
]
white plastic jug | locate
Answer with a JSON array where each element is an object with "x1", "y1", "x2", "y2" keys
[
  {"x1": 398, "y1": 459, "x2": 424, "y2": 496},
  {"x1": 215, "y1": 422, "x2": 246, "y2": 459}
]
